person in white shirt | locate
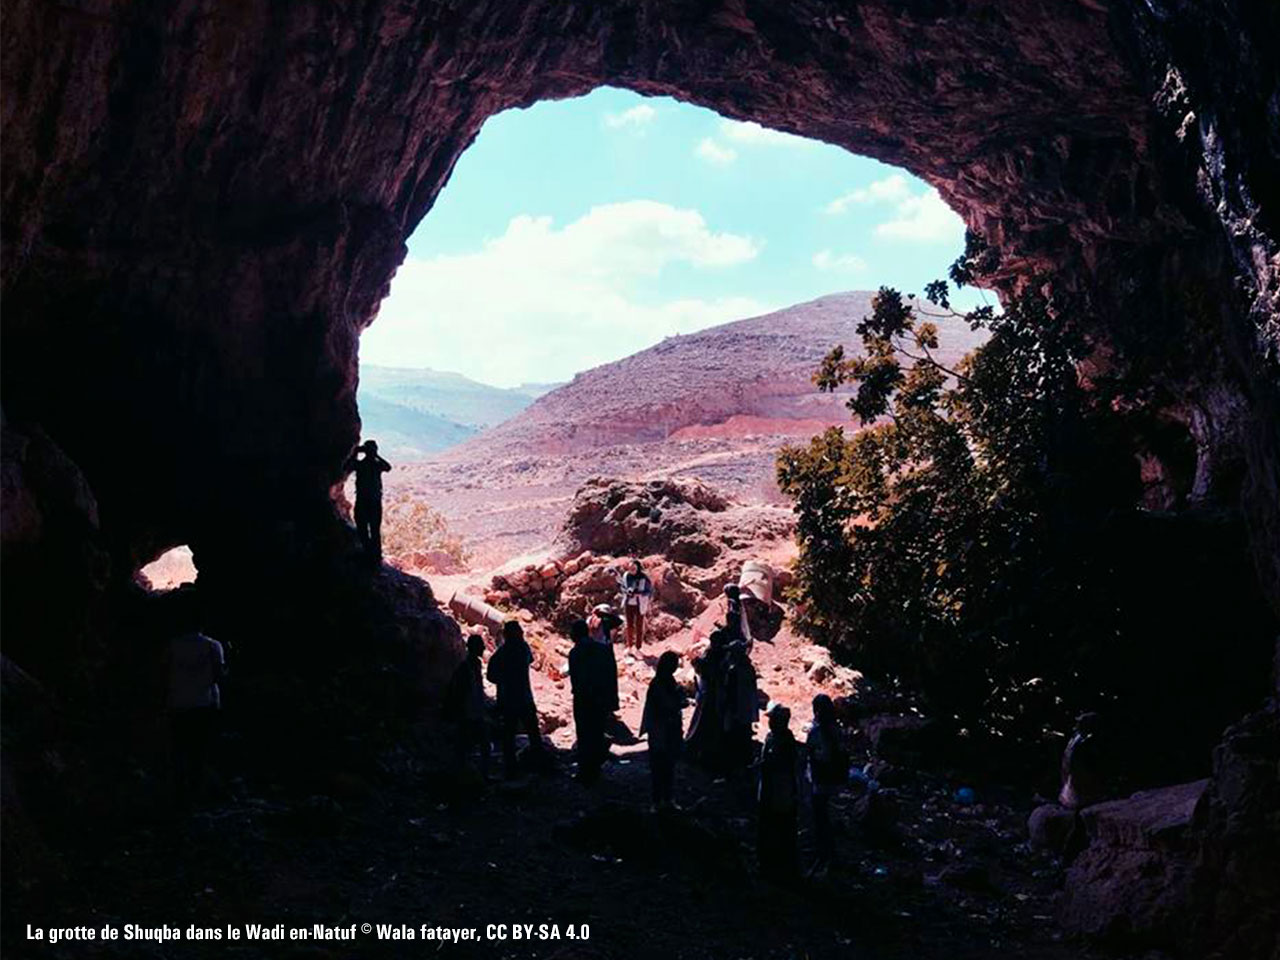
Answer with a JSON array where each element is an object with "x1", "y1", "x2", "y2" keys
[
  {"x1": 618, "y1": 560, "x2": 654, "y2": 650},
  {"x1": 168, "y1": 629, "x2": 226, "y2": 807}
]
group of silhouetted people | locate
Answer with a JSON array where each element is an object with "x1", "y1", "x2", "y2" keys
[
  {"x1": 443, "y1": 597, "x2": 851, "y2": 880},
  {"x1": 445, "y1": 620, "x2": 549, "y2": 780},
  {"x1": 347, "y1": 435, "x2": 855, "y2": 876}
]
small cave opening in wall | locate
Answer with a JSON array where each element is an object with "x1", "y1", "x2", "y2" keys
[{"x1": 137, "y1": 545, "x2": 198, "y2": 591}]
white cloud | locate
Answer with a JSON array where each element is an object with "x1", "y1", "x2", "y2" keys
[
  {"x1": 720, "y1": 119, "x2": 811, "y2": 148},
  {"x1": 695, "y1": 137, "x2": 737, "y2": 166},
  {"x1": 875, "y1": 188, "x2": 964, "y2": 242},
  {"x1": 824, "y1": 173, "x2": 912, "y2": 214},
  {"x1": 360, "y1": 202, "x2": 768, "y2": 387},
  {"x1": 824, "y1": 174, "x2": 964, "y2": 243},
  {"x1": 812, "y1": 249, "x2": 868, "y2": 273},
  {"x1": 604, "y1": 104, "x2": 657, "y2": 129}
]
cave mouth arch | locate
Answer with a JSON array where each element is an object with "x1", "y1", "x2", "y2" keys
[
  {"x1": 2, "y1": 3, "x2": 1278, "y2": 952},
  {"x1": 4, "y1": 0, "x2": 1274, "y2": 616},
  {"x1": 0, "y1": 0, "x2": 1273, "y2": 701}
]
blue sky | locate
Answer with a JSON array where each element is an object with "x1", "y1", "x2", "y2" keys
[{"x1": 360, "y1": 87, "x2": 984, "y2": 387}]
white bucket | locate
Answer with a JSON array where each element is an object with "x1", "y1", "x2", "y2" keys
[{"x1": 739, "y1": 560, "x2": 774, "y2": 605}]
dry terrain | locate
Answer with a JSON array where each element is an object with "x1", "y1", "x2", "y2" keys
[{"x1": 385, "y1": 292, "x2": 984, "y2": 569}]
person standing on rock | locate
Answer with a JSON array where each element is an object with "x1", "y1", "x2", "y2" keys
[
  {"x1": 757, "y1": 702, "x2": 801, "y2": 881},
  {"x1": 804, "y1": 694, "x2": 848, "y2": 876},
  {"x1": 641, "y1": 650, "x2": 687, "y2": 811},
  {"x1": 568, "y1": 619, "x2": 611, "y2": 783},
  {"x1": 344, "y1": 439, "x2": 391, "y2": 563},
  {"x1": 444, "y1": 634, "x2": 491, "y2": 782},
  {"x1": 485, "y1": 620, "x2": 545, "y2": 777},
  {"x1": 618, "y1": 560, "x2": 654, "y2": 650}
]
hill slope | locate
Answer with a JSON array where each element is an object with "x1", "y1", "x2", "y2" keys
[
  {"x1": 447, "y1": 291, "x2": 985, "y2": 459},
  {"x1": 391, "y1": 291, "x2": 988, "y2": 566}
]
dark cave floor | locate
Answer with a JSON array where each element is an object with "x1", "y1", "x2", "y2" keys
[{"x1": 4, "y1": 732, "x2": 1118, "y2": 960}]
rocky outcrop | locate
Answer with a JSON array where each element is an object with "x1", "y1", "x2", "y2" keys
[
  {"x1": 1188, "y1": 706, "x2": 1280, "y2": 959},
  {"x1": 556, "y1": 477, "x2": 791, "y2": 569},
  {"x1": 1060, "y1": 779, "x2": 1209, "y2": 946},
  {"x1": 1059, "y1": 704, "x2": 1280, "y2": 960},
  {"x1": 0, "y1": 417, "x2": 112, "y2": 700}
]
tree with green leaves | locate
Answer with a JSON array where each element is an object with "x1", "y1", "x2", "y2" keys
[{"x1": 778, "y1": 236, "x2": 1136, "y2": 741}]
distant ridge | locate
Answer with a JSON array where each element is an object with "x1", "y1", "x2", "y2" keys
[
  {"x1": 446, "y1": 291, "x2": 986, "y2": 459},
  {"x1": 357, "y1": 365, "x2": 558, "y2": 458}
]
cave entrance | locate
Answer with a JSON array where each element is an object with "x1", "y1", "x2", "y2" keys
[{"x1": 354, "y1": 87, "x2": 984, "y2": 572}]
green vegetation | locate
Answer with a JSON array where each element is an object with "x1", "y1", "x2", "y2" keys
[{"x1": 778, "y1": 236, "x2": 1136, "y2": 741}]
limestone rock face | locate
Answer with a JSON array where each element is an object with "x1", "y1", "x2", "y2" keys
[
  {"x1": 1189, "y1": 707, "x2": 1280, "y2": 959},
  {"x1": 1059, "y1": 779, "x2": 1210, "y2": 946}
]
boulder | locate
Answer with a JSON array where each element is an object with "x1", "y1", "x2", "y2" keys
[
  {"x1": 644, "y1": 611, "x2": 684, "y2": 642},
  {"x1": 648, "y1": 560, "x2": 707, "y2": 619},
  {"x1": 1187, "y1": 706, "x2": 1280, "y2": 960},
  {"x1": 1059, "y1": 779, "x2": 1209, "y2": 946},
  {"x1": 1027, "y1": 803, "x2": 1078, "y2": 854},
  {"x1": 667, "y1": 534, "x2": 720, "y2": 568}
]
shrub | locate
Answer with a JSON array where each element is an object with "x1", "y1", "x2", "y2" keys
[{"x1": 381, "y1": 493, "x2": 471, "y2": 568}]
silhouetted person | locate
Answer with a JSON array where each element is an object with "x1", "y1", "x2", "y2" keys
[
  {"x1": 1060, "y1": 711, "x2": 1105, "y2": 809},
  {"x1": 568, "y1": 619, "x2": 611, "y2": 783},
  {"x1": 723, "y1": 583, "x2": 752, "y2": 647},
  {"x1": 485, "y1": 620, "x2": 545, "y2": 777},
  {"x1": 641, "y1": 650, "x2": 686, "y2": 810},
  {"x1": 757, "y1": 702, "x2": 800, "y2": 881},
  {"x1": 588, "y1": 604, "x2": 622, "y2": 716},
  {"x1": 722, "y1": 640, "x2": 759, "y2": 772},
  {"x1": 167, "y1": 625, "x2": 226, "y2": 809},
  {"x1": 686, "y1": 629, "x2": 730, "y2": 770},
  {"x1": 619, "y1": 559, "x2": 654, "y2": 650},
  {"x1": 345, "y1": 439, "x2": 391, "y2": 562},
  {"x1": 444, "y1": 634, "x2": 491, "y2": 781},
  {"x1": 805, "y1": 694, "x2": 847, "y2": 875}
]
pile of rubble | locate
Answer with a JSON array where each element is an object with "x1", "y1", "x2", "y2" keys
[{"x1": 486, "y1": 552, "x2": 595, "y2": 608}]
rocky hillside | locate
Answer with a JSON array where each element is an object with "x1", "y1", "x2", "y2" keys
[
  {"x1": 389, "y1": 292, "x2": 986, "y2": 567},
  {"x1": 445, "y1": 292, "x2": 986, "y2": 459}
]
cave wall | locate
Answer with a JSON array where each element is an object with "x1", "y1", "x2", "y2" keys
[
  {"x1": 2, "y1": 2, "x2": 1277, "y2": 950},
  {"x1": 3, "y1": 0, "x2": 1279, "y2": 721},
  {"x1": 3, "y1": 0, "x2": 1277, "y2": 603}
]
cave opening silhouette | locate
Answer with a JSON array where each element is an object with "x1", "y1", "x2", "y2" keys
[{"x1": 2, "y1": 2, "x2": 1277, "y2": 957}]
